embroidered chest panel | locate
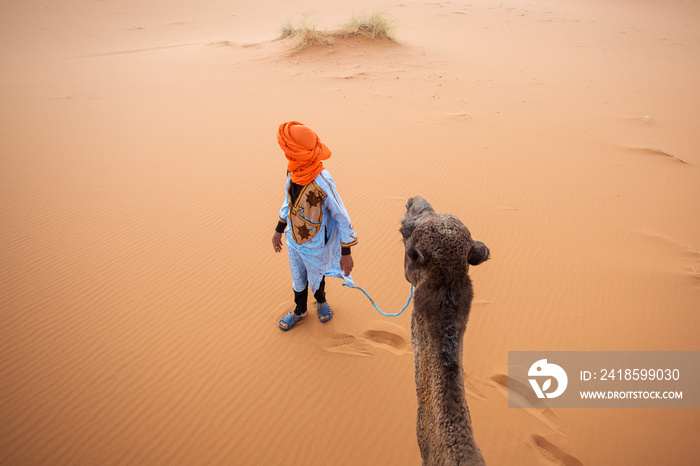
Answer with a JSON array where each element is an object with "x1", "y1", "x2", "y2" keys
[{"x1": 290, "y1": 181, "x2": 327, "y2": 245}]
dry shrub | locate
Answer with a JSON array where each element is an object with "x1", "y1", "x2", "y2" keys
[{"x1": 280, "y1": 11, "x2": 396, "y2": 51}]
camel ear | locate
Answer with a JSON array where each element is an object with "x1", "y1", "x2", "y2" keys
[
  {"x1": 468, "y1": 241, "x2": 490, "y2": 265},
  {"x1": 407, "y1": 246, "x2": 426, "y2": 267}
]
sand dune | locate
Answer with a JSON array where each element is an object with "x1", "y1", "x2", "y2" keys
[{"x1": 1, "y1": 0, "x2": 699, "y2": 464}]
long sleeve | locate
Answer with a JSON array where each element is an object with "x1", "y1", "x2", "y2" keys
[{"x1": 320, "y1": 172, "x2": 358, "y2": 250}]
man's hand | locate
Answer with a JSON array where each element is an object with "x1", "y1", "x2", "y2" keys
[
  {"x1": 340, "y1": 254, "x2": 354, "y2": 276},
  {"x1": 272, "y1": 231, "x2": 283, "y2": 253}
]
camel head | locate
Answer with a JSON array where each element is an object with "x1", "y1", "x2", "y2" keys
[{"x1": 400, "y1": 196, "x2": 489, "y2": 286}]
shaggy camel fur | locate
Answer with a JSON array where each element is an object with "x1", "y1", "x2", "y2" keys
[{"x1": 401, "y1": 196, "x2": 489, "y2": 466}]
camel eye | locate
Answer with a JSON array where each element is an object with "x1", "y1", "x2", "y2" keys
[{"x1": 407, "y1": 247, "x2": 425, "y2": 265}]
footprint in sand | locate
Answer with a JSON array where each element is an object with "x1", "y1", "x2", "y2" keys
[
  {"x1": 317, "y1": 332, "x2": 373, "y2": 357},
  {"x1": 490, "y1": 373, "x2": 568, "y2": 435},
  {"x1": 316, "y1": 322, "x2": 412, "y2": 357},
  {"x1": 360, "y1": 321, "x2": 412, "y2": 355},
  {"x1": 530, "y1": 435, "x2": 583, "y2": 466}
]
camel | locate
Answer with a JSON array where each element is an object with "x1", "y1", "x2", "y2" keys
[{"x1": 401, "y1": 196, "x2": 489, "y2": 466}]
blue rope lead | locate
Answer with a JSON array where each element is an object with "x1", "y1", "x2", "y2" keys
[{"x1": 342, "y1": 283, "x2": 414, "y2": 317}]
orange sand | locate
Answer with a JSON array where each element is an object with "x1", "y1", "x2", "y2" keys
[{"x1": 1, "y1": 0, "x2": 699, "y2": 464}]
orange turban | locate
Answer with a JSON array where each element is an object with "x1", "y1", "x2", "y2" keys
[{"x1": 277, "y1": 121, "x2": 331, "y2": 186}]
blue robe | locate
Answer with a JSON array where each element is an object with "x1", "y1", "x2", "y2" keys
[{"x1": 278, "y1": 169, "x2": 358, "y2": 293}]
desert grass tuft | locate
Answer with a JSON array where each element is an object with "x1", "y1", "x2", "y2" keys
[
  {"x1": 279, "y1": 17, "x2": 334, "y2": 51},
  {"x1": 280, "y1": 11, "x2": 396, "y2": 51},
  {"x1": 340, "y1": 11, "x2": 396, "y2": 41}
]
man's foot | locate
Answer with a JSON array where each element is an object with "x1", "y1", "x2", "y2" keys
[
  {"x1": 279, "y1": 311, "x2": 307, "y2": 331},
  {"x1": 317, "y1": 302, "x2": 332, "y2": 323}
]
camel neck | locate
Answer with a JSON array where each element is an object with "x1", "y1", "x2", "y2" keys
[{"x1": 412, "y1": 291, "x2": 484, "y2": 464}]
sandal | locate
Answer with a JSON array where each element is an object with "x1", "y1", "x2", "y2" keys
[
  {"x1": 317, "y1": 302, "x2": 333, "y2": 323},
  {"x1": 279, "y1": 311, "x2": 307, "y2": 331}
]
